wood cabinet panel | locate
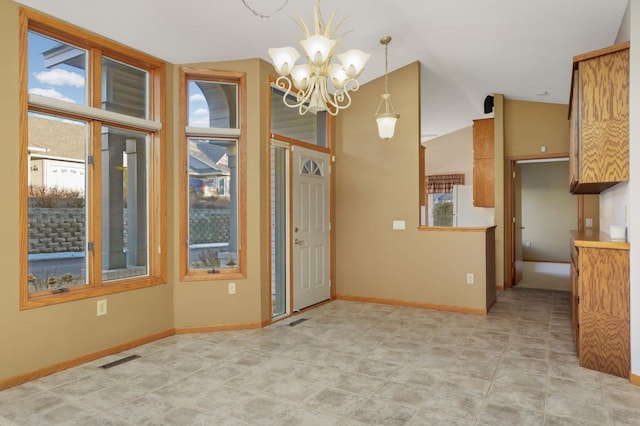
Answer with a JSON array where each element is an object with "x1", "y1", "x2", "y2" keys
[
  {"x1": 570, "y1": 245, "x2": 579, "y2": 353},
  {"x1": 473, "y1": 118, "x2": 494, "y2": 207},
  {"x1": 569, "y1": 43, "x2": 629, "y2": 194},
  {"x1": 578, "y1": 246, "x2": 629, "y2": 378}
]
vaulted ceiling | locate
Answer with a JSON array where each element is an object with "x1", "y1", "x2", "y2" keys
[{"x1": 16, "y1": 0, "x2": 629, "y2": 140}]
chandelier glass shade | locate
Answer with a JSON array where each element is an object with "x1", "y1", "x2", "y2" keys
[
  {"x1": 268, "y1": 2, "x2": 370, "y2": 116},
  {"x1": 374, "y1": 36, "x2": 399, "y2": 139}
]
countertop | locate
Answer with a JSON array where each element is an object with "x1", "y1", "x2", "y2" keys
[{"x1": 570, "y1": 230, "x2": 630, "y2": 250}]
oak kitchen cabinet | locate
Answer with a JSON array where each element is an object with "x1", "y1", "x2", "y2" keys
[
  {"x1": 569, "y1": 42, "x2": 629, "y2": 194},
  {"x1": 570, "y1": 231, "x2": 630, "y2": 378},
  {"x1": 472, "y1": 118, "x2": 494, "y2": 207}
]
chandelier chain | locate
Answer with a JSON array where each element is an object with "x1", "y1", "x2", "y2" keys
[{"x1": 241, "y1": 0, "x2": 289, "y2": 20}]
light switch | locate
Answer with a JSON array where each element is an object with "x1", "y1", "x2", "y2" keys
[{"x1": 392, "y1": 220, "x2": 406, "y2": 230}]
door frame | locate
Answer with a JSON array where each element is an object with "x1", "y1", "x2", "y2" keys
[
  {"x1": 269, "y1": 139, "x2": 292, "y2": 320},
  {"x1": 505, "y1": 152, "x2": 569, "y2": 288},
  {"x1": 267, "y1": 136, "x2": 334, "y2": 321}
]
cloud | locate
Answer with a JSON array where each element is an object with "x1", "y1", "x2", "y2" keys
[
  {"x1": 190, "y1": 93, "x2": 205, "y2": 102},
  {"x1": 33, "y1": 68, "x2": 85, "y2": 88},
  {"x1": 29, "y1": 87, "x2": 77, "y2": 103},
  {"x1": 189, "y1": 117, "x2": 210, "y2": 127},
  {"x1": 192, "y1": 108, "x2": 208, "y2": 116}
]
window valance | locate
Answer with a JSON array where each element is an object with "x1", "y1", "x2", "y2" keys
[{"x1": 426, "y1": 173, "x2": 465, "y2": 194}]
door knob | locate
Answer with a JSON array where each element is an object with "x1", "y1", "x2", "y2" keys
[{"x1": 295, "y1": 239, "x2": 305, "y2": 245}]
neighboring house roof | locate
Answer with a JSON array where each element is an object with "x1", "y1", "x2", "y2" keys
[
  {"x1": 188, "y1": 140, "x2": 230, "y2": 177},
  {"x1": 28, "y1": 115, "x2": 85, "y2": 161}
]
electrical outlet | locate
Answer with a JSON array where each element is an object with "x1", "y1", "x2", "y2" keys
[
  {"x1": 466, "y1": 273, "x2": 474, "y2": 284},
  {"x1": 524, "y1": 241, "x2": 532, "y2": 248},
  {"x1": 228, "y1": 282, "x2": 236, "y2": 294},
  {"x1": 586, "y1": 218, "x2": 593, "y2": 228},
  {"x1": 97, "y1": 299, "x2": 107, "y2": 316},
  {"x1": 392, "y1": 220, "x2": 406, "y2": 230}
]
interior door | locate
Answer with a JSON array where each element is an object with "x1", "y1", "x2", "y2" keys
[{"x1": 292, "y1": 146, "x2": 330, "y2": 311}]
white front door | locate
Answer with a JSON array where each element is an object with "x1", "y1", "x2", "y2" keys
[{"x1": 292, "y1": 146, "x2": 331, "y2": 311}]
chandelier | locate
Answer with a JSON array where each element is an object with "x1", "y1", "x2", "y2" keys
[
  {"x1": 268, "y1": 1, "x2": 370, "y2": 116},
  {"x1": 374, "y1": 36, "x2": 399, "y2": 139}
]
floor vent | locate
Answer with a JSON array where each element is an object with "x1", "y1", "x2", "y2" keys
[
  {"x1": 100, "y1": 355, "x2": 140, "y2": 369},
  {"x1": 288, "y1": 318, "x2": 308, "y2": 327}
]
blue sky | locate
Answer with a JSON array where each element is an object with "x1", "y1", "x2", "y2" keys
[{"x1": 28, "y1": 31, "x2": 86, "y2": 105}]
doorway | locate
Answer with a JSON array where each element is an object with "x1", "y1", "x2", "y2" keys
[
  {"x1": 507, "y1": 155, "x2": 575, "y2": 289},
  {"x1": 270, "y1": 142, "x2": 331, "y2": 319}
]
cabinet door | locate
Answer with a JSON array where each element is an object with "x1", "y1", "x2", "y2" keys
[
  {"x1": 473, "y1": 158, "x2": 494, "y2": 207},
  {"x1": 579, "y1": 49, "x2": 629, "y2": 185},
  {"x1": 570, "y1": 251, "x2": 579, "y2": 353},
  {"x1": 578, "y1": 247, "x2": 630, "y2": 378},
  {"x1": 473, "y1": 118, "x2": 494, "y2": 207}
]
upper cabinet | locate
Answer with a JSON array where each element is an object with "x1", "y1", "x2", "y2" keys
[
  {"x1": 473, "y1": 118, "x2": 495, "y2": 207},
  {"x1": 569, "y1": 42, "x2": 629, "y2": 194}
]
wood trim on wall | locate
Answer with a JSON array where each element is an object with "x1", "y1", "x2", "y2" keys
[
  {"x1": 178, "y1": 67, "x2": 248, "y2": 282},
  {"x1": 0, "y1": 329, "x2": 174, "y2": 391},
  {"x1": 417, "y1": 226, "x2": 497, "y2": 233},
  {"x1": 336, "y1": 294, "x2": 490, "y2": 315},
  {"x1": 630, "y1": 372, "x2": 640, "y2": 387},
  {"x1": 175, "y1": 321, "x2": 265, "y2": 334}
]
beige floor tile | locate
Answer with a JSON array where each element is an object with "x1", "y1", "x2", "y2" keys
[
  {"x1": 2, "y1": 288, "x2": 640, "y2": 426},
  {"x1": 304, "y1": 387, "x2": 368, "y2": 417},
  {"x1": 349, "y1": 397, "x2": 416, "y2": 426},
  {"x1": 545, "y1": 393, "x2": 611, "y2": 424},
  {"x1": 477, "y1": 401, "x2": 545, "y2": 426}
]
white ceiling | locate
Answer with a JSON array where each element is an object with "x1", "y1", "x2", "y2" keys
[{"x1": 16, "y1": 0, "x2": 629, "y2": 140}]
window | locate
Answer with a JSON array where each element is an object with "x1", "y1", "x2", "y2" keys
[
  {"x1": 180, "y1": 67, "x2": 246, "y2": 280},
  {"x1": 270, "y1": 86, "x2": 328, "y2": 147},
  {"x1": 20, "y1": 9, "x2": 166, "y2": 308},
  {"x1": 425, "y1": 174, "x2": 464, "y2": 227}
]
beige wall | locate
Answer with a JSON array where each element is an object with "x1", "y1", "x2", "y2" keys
[
  {"x1": 494, "y1": 94, "x2": 506, "y2": 289},
  {"x1": 170, "y1": 59, "x2": 271, "y2": 329},
  {"x1": 520, "y1": 161, "x2": 577, "y2": 262},
  {"x1": 335, "y1": 62, "x2": 492, "y2": 311},
  {"x1": 501, "y1": 99, "x2": 570, "y2": 284},
  {"x1": 424, "y1": 126, "x2": 473, "y2": 182},
  {"x1": 504, "y1": 100, "x2": 569, "y2": 157},
  {"x1": 0, "y1": 1, "x2": 175, "y2": 383}
]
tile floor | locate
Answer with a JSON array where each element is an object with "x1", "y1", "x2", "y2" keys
[{"x1": 1, "y1": 288, "x2": 640, "y2": 425}]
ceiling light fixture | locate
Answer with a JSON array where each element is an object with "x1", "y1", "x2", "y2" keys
[
  {"x1": 268, "y1": 1, "x2": 370, "y2": 116},
  {"x1": 374, "y1": 36, "x2": 399, "y2": 139}
]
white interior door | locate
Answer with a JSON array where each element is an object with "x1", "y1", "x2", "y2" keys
[{"x1": 292, "y1": 146, "x2": 330, "y2": 311}]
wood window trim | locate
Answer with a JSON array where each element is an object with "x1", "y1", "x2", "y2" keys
[
  {"x1": 19, "y1": 8, "x2": 167, "y2": 309},
  {"x1": 178, "y1": 67, "x2": 247, "y2": 281}
]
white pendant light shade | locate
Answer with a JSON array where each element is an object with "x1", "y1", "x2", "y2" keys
[
  {"x1": 374, "y1": 37, "x2": 400, "y2": 139},
  {"x1": 290, "y1": 64, "x2": 311, "y2": 90},
  {"x1": 327, "y1": 63, "x2": 348, "y2": 90},
  {"x1": 268, "y1": 47, "x2": 300, "y2": 76},
  {"x1": 338, "y1": 49, "x2": 370, "y2": 79},
  {"x1": 300, "y1": 35, "x2": 336, "y2": 66},
  {"x1": 376, "y1": 113, "x2": 399, "y2": 139}
]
